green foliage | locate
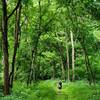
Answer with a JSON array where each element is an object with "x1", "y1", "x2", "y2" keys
[
  {"x1": 0, "y1": 0, "x2": 100, "y2": 97},
  {"x1": 2, "y1": 0, "x2": 99, "y2": 83},
  {"x1": 0, "y1": 80, "x2": 100, "y2": 100},
  {"x1": 87, "y1": 1, "x2": 100, "y2": 20},
  {"x1": 63, "y1": 81, "x2": 100, "y2": 100}
]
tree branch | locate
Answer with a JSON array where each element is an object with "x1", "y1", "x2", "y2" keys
[{"x1": 7, "y1": 0, "x2": 21, "y2": 20}]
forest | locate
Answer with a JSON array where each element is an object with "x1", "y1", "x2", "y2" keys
[{"x1": 0, "y1": 0, "x2": 100, "y2": 100}]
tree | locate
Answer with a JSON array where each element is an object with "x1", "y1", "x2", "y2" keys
[
  {"x1": 1, "y1": 0, "x2": 9, "y2": 95},
  {"x1": 1, "y1": 0, "x2": 21, "y2": 95},
  {"x1": 70, "y1": 31, "x2": 75, "y2": 81},
  {"x1": 9, "y1": 2, "x2": 22, "y2": 88}
]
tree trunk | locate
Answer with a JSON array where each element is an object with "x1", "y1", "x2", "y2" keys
[
  {"x1": 56, "y1": 33, "x2": 66, "y2": 80},
  {"x1": 70, "y1": 31, "x2": 75, "y2": 81},
  {"x1": 66, "y1": 47, "x2": 70, "y2": 82},
  {"x1": 52, "y1": 65, "x2": 55, "y2": 79},
  {"x1": 61, "y1": 58, "x2": 65, "y2": 80},
  {"x1": 80, "y1": 41, "x2": 95, "y2": 85},
  {"x1": 30, "y1": 0, "x2": 42, "y2": 82},
  {"x1": 1, "y1": 0, "x2": 9, "y2": 95},
  {"x1": 32, "y1": 53, "x2": 36, "y2": 82},
  {"x1": 52, "y1": 61, "x2": 56, "y2": 79},
  {"x1": 10, "y1": 3, "x2": 22, "y2": 88}
]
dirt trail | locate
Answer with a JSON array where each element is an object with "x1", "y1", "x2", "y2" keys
[{"x1": 56, "y1": 89, "x2": 68, "y2": 100}]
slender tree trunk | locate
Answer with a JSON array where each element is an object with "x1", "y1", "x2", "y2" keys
[
  {"x1": 9, "y1": 3, "x2": 22, "y2": 88},
  {"x1": 52, "y1": 65, "x2": 55, "y2": 79},
  {"x1": 56, "y1": 33, "x2": 66, "y2": 80},
  {"x1": 30, "y1": 0, "x2": 42, "y2": 82},
  {"x1": 32, "y1": 53, "x2": 36, "y2": 82},
  {"x1": 80, "y1": 41, "x2": 95, "y2": 85},
  {"x1": 52, "y1": 61, "x2": 56, "y2": 79},
  {"x1": 1, "y1": 0, "x2": 9, "y2": 95},
  {"x1": 70, "y1": 31, "x2": 75, "y2": 81},
  {"x1": 84, "y1": 49, "x2": 92, "y2": 85},
  {"x1": 61, "y1": 58, "x2": 65, "y2": 80},
  {"x1": 66, "y1": 47, "x2": 70, "y2": 82},
  {"x1": 36, "y1": 63, "x2": 40, "y2": 80}
]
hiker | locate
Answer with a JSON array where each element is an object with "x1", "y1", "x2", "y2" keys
[{"x1": 58, "y1": 81, "x2": 62, "y2": 89}]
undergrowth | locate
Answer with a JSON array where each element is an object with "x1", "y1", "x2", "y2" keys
[{"x1": 0, "y1": 80, "x2": 100, "y2": 100}]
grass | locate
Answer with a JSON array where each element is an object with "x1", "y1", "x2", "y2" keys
[{"x1": 0, "y1": 80, "x2": 100, "y2": 100}]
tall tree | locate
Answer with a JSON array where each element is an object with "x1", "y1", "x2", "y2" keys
[
  {"x1": 79, "y1": 35, "x2": 95, "y2": 85},
  {"x1": 1, "y1": 0, "x2": 9, "y2": 95},
  {"x1": 1, "y1": 0, "x2": 21, "y2": 95},
  {"x1": 66, "y1": 47, "x2": 70, "y2": 81},
  {"x1": 70, "y1": 31, "x2": 75, "y2": 81},
  {"x1": 9, "y1": 2, "x2": 22, "y2": 88},
  {"x1": 27, "y1": 0, "x2": 42, "y2": 84}
]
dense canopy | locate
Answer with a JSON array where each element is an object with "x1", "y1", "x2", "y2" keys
[{"x1": 0, "y1": 0, "x2": 100, "y2": 99}]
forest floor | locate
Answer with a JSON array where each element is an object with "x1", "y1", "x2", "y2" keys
[{"x1": 0, "y1": 80, "x2": 100, "y2": 100}]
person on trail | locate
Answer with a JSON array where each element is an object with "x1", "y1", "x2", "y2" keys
[{"x1": 58, "y1": 81, "x2": 62, "y2": 90}]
